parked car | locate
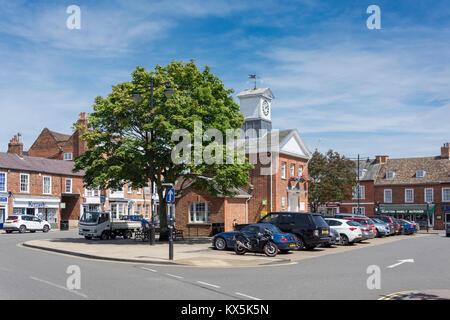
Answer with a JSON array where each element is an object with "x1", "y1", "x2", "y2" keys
[
  {"x1": 397, "y1": 219, "x2": 418, "y2": 235},
  {"x1": 321, "y1": 228, "x2": 341, "y2": 247},
  {"x1": 354, "y1": 221, "x2": 376, "y2": 240},
  {"x1": 336, "y1": 215, "x2": 377, "y2": 236},
  {"x1": 259, "y1": 212, "x2": 331, "y2": 250},
  {"x1": 120, "y1": 215, "x2": 150, "y2": 228},
  {"x1": 369, "y1": 218, "x2": 390, "y2": 237},
  {"x1": 372, "y1": 217, "x2": 394, "y2": 236},
  {"x1": 374, "y1": 216, "x2": 402, "y2": 235},
  {"x1": 4, "y1": 215, "x2": 51, "y2": 233},
  {"x1": 212, "y1": 223, "x2": 297, "y2": 253},
  {"x1": 324, "y1": 218, "x2": 363, "y2": 245}
]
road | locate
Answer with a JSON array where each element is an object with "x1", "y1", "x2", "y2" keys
[{"x1": 0, "y1": 230, "x2": 449, "y2": 300}]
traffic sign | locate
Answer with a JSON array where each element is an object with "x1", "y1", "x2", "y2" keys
[{"x1": 166, "y1": 188, "x2": 175, "y2": 203}]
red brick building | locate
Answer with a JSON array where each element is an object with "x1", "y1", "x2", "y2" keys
[
  {"x1": 336, "y1": 158, "x2": 380, "y2": 216},
  {"x1": 173, "y1": 88, "x2": 311, "y2": 236},
  {"x1": 0, "y1": 145, "x2": 84, "y2": 229},
  {"x1": 374, "y1": 143, "x2": 450, "y2": 230}
]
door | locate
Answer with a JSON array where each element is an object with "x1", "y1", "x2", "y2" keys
[
  {"x1": 445, "y1": 213, "x2": 450, "y2": 234},
  {"x1": 0, "y1": 208, "x2": 5, "y2": 229},
  {"x1": 288, "y1": 194, "x2": 299, "y2": 212}
]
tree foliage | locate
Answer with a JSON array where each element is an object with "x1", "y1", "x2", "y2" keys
[
  {"x1": 307, "y1": 150, "x2": 357, "y2": 213},
  {"x1": 73, "y1": 61, "x2": 253, "y2": 236}
]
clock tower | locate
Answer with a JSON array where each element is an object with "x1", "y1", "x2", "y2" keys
[{"x1": 237, "y1": 87, "x2": 274, "y2": 138}]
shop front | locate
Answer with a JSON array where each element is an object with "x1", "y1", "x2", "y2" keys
[
  {"x1": 376, "y1": 204, "x2": 435, "y2": 228},
  {"x1": 13, "y1": 196, "x2": 60, "y2": 229},
  {"x1": 0, "y1": 194, "x2": 8, "y2": 229}
]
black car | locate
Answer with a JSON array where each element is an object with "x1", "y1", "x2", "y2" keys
[{"x1": 259, "y1": 212, "x2": 331, "y2": 250}]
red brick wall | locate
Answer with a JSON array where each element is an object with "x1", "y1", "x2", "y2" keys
[
  {"x1": 375, "y1": 184, "x2": 450, "y2": 229},
  {"x1": 340, "y1": 180, "x2": 376, "y2": 216}
]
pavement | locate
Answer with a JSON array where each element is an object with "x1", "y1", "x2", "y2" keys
[{"x1": 22, "y1": 232, "x2": 432, "y2": 267}]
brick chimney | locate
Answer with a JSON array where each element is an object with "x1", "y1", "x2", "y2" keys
[
  {"x1": 441, "y1": 142, "x2": 450, "y2": 160},
  {"x1": 375, "y1": 155, "x2": 389, "y2": 164},
  {"x1": 8, "y1": 133, "x2": 24, "y2": 157},
  {"x1": 73, "y1": 112, "x2": 88, "y2": 157}
]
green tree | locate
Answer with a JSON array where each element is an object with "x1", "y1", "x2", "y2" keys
[
  {"x1": 308, "y1": 150, "x2": 357, "y2": 213},
  {"x1": 73, "y1": 61, "x2": 253, "y2": 239}
]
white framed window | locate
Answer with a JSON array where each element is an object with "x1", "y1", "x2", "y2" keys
[
  {"x1": 352, "y1": 185, "x2": 365, "y2": 200},
  {"x1": 352, "y1": 207, "x2": 365, "y2": 215},
  {"x1": 0, "y1": 172, "x2": 7, "y2": 192},
  {"x1": 281, "y1": 162, "x2": 286, "y2": 179},
  {"x1": 358, "y1": 169, "x2": 367, "y2": 179},
  {"x1": 20, "y1": 174, "x2": 30, "y2": 193},
  {"x1": 144, "y1": 183, "x2": 151, "y2": 195},
  {"x1": 136, "y1": 204, "x2": 141, "y2": 215},
  {"x1": 127, "y1": 185, "x2": 132, "y2": 194},
  {"x1": 281, "y1": 197, "x2": 286, "y2": 208},
  {"x1": 64, "y1": 152, "x2": 73, "y2": 161},
  {"x1": 65, "y1": 179, "x2": 72, "y2": 194},
  {"x1": 189, "y1": 202, "x2": 210, "y2": 223},
  {"x1": 137, "y1": 188, "x2": 141, "y2": 195},
  {"x1": 424, "y1": 188, "x2": 434, "y2": 203},
  {"x1": 386, "y1": 171, "x2": 395, "y2": 179},
  {"x1": 290, "y1": 164, "x2": 295, "y2": 177},
  {"x1": 416, "y1": 170, "x2": 426, "y2": 178},
  {"x1": 405, "y1": 189, "x2": 414, "y2": 203},
  {"x1": 85, "y1": 187, "x2": 99, "y2": 197},
  {"x1": 443, "y1": 188, "x2": 450, "y2": 202},
  {"x1": 145, "y1": 205, "x2": 149, "y2": 218},
  {"x1": 43, "y1": 176, "x2": 52, "y2": 195},
  {"x1": 384, "y1": 189, "x2": 392, "y2": 203},
  {"x1": 298, "y1": 165, "x2": 303, "y2": 176}
]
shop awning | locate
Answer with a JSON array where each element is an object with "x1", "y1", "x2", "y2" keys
[{"x1": 375, "y1": 204, "x2": 435, "y2": 216}]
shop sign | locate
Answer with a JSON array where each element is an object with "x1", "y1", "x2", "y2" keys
[
  {"x1": 0, "y1": 197, "x2": 7, "y2": 202},
  {"x1": 28, "y1": 202, "x2": 45, "y2": 208}
]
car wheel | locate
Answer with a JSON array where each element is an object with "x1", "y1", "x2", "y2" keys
[
  {"x1": 214, "y1": 237, "x2": 227, "y2": 250},
  {"x1": 84, "y1": 236, "x2": 92, "y2": 240},
  {"x1": 296, "y1": 236, "x2": 305, "y2": 250},
  {"x1": 43, "y1": 225, "x2": 49, "y2": 233},
  {"x1": 110, "y1": 233, "x2": 117, "y2": 240},
  {"x1": 19, "y1": 225, "x2": 27, "y2": 233},
  {"x1": 6, "y1": 230, "x2": 12, "y2": 234},
  {"x1": 30, "y1": 230, "x2": 36, "y2": 233},
  {"x1": 340, "y1": 234, "x2": 349, "y2": 246},
  {"x1": 305, "y1": 244, "x2": 316, "y2": 250}
]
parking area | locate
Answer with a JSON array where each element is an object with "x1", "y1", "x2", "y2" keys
[{"x1": 18, "y1": 231, "x2": 433, "y2": 267}]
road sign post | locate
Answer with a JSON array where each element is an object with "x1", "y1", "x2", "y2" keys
[{"x1": 166, "y1": 187, "x2": 175, "y2": 260}]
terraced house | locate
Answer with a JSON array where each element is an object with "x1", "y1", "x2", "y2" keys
[{"x1": 374, "y1": 143, "x2": 450, "y2": 230}]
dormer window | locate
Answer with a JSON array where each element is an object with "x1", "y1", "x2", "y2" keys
[
  {"x1": 358, "y1": 169, "x2": 367, "y2": 179},
  {"x1": 416, "y1": 170, "x2": 426, "y2": 178},
  {"x1": 386, "y1": 171, "x2": 395, "y2": 179}
]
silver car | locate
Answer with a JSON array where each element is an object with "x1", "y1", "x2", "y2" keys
[{"x1": 370, "y1": 218, "x2": 390, "y2": 237}]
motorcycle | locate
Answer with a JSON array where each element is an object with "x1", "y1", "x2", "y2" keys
[{"x1": 233, "y1": 228, "x2": 278, "y2": 257}]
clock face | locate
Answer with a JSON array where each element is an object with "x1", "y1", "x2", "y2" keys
[{"x1": 262, "y1": 100, "x2": 270, "y2": 117}]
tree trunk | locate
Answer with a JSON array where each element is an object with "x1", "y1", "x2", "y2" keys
[{"x1": 158, "y1": 189, "x2": 169, "y2": 241}]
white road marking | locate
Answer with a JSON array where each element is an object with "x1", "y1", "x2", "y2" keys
[
  {"x1": 141, "y1": 267, "x2": 157, "y2": 273},
  {"x1": 197, "y1": 281, "x2": 221, "y2": 288},
  {"x1": 166, "y1": 273, "x2": 184, "y2": 279},
  {"x1": 235, "y1": 292, "x2": 261, "y2": 300},
  {"x1": 29, "y1": 276, "x2": 88, "y2": 299},
  {"x1": 387, "y1": 259, "x2": 414, "y2": 269}
]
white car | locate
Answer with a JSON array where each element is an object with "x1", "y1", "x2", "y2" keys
[
  {"x1": 4, "y1": 215, "x2": 51, "y2": 234},
  {"x1": 325, "y1": 218, "x2": 363, "y2": 245}
]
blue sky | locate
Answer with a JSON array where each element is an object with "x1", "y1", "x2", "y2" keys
[{"x1": 0, "y1": 0, "x2": 449, "y2": 159}]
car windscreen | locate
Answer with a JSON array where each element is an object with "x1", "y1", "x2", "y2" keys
[
  {"x1": 312, "y1": 215, "x2": 328, "y2": 228},
  {"x1": 80, "y1": 212, "x2": 99, "y2": 223},
  {"x1": 263, "y1": 224, "x2": 282, "y2": 234},
  {"x1": 6, "y1": 216, "x2": 18, "y2": 220},
  {"x1": 347, "y1": 221, "x2": 361, "y2": 227}
]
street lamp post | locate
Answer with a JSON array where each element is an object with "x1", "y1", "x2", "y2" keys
[
  {"x1": 131, "y1": 78, "x2": 174, "y2": 245},
  {"x1": 426, "y1": 202, "x2": 431, "y2": 233}
]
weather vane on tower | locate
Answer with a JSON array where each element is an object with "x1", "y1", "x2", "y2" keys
[{"x1": 248, "y1": 74, "x2": 257, "y2": 90}]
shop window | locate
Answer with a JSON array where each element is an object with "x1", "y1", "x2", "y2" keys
[{"x1": 352, "y1": 207, "x2": 365, "y2": 215}]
